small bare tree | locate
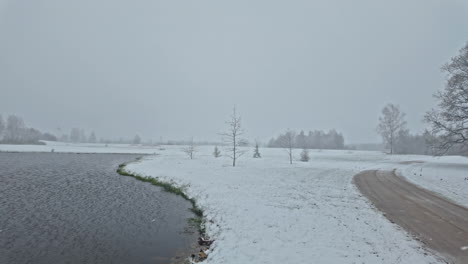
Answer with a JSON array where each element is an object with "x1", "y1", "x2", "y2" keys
[
  {"x1": 377, "y1": 104, "x2": 406, "y2": 154},
  {"x1": 221, "y1": 107, "x2": 246, "y2": 167},
  {"x1": 425, "y1": 41, "x2": 468, "y2": 154},
  {"x1": 183, "y1": 137, "x2": 197, "y2": 159},
  {"x1": 280, "y1": 129, "x2": 296, "y2": 164}
]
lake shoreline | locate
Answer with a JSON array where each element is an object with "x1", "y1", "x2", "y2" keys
[{"x1": 117, "y1": 157, "x2": 212, "y2": 263}]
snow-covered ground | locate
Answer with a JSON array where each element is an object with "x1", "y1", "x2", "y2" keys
[
  {"x1": 124, "y1": 146, "x2": 468, "y2": 264},
  {"x1": 3, "y1": 142, "x2": 467, "y2": 263},
  {"x1": 397, "y1": 156, "x2": 468, "y2": 208}
]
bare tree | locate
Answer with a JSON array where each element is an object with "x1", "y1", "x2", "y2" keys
[
  {"x1": 221, "y1": 106, "x2": 246, "y2": 167},
  {"x1": 376, "y1": 104, "x2": 406, "y2": 154},
  {"x1": 280, "y1": 129, "x2": 296, "y2": 164},
  {"x1": 183, "y1": 137, "x2": 197, "y2": 159},
  {"x1": 425, "y1": 41, "x2": 468, "y2": 154}
]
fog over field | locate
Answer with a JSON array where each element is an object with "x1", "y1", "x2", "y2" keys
[{"x1": 1, "y1": 0, "x2": 468, "y2": 143}]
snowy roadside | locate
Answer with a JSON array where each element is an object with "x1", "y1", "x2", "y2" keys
[
  {"x1": 126, "y1": 146, "x2": 443, "y2": 264},
  {"x1": 396, "y1": 156, "x2": 468, "y2": 208}
]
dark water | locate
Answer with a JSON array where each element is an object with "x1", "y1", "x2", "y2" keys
[{"x1": 0, "y1": 153, "x2": 197, "y2": 264}]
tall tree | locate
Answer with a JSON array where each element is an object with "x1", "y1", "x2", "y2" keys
[
  {"x1": 425, "y1": 41, "x2": 468, "y2": 154},
  {"x1": 280, "y1": 129, "x2": 296, "y2": 164},
  {"x1": 4, "y1": 115, "x2": 26, "y2": 143},
  {"x1": 376, "y1": 104, "x2": 406, "y2": 154},
  {"x1": 221, "y1": 106, "x2": 246, "y2": 167}
]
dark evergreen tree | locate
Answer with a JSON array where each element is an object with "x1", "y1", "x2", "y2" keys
[
  {"x1": 253, "y1": 142, "x2": 261, "y2": 158},
  {"x1": 213, "y1": 145, "x2": 221, "y2": 158}
]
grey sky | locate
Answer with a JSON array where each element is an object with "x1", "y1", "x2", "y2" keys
[{"x1": 1, "y1": 0, "x2": 467, "y2": 143}]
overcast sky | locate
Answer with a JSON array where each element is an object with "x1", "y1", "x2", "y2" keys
[{"x1": 1, "y1": 0, "x2": 467, "y2": 143}]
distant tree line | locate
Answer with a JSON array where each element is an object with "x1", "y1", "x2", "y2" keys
[
  {"x1": 267, "y1": 129, "x2": 345, "y2": 150},
  {"x1": 59, "y1": 129, "x2": 144, "y2": 145},
  {"x1": 0, "y1": 114, "x2": 57, "y2": 145}
]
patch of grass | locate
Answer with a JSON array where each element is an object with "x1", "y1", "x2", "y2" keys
[{"x1": 116, "y1": 159, "x2": 206, "y2": 236}]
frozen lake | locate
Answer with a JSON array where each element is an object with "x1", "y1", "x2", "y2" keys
[{"x1": 0, "y1": 153, "x2": 197, "y2": 264}]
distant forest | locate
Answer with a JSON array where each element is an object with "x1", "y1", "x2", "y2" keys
[
  {"x1": 268, "y1": 130, "x2": 345, "y2": 150},
  {"x1": 0, "y1": 114, "x2": 56, "y2": 145}
]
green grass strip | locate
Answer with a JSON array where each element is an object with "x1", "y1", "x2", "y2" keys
[{"x1": 116, "y1": 159, "x2": 206, "y2": 235}]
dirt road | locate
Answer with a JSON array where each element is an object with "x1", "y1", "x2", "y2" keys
[{"x1": 354, "y1": 170, "x2": 468, "y2": 264}]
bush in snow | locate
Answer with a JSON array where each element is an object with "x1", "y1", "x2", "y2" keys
[{"x1": 300, "y1": 149, "x2": 310, "y2": 162}]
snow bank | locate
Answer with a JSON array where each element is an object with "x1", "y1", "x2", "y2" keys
[
  {"x1": 126, "y1": 146, "x2": 443, "y2": 264},
  {"x1": 397, "y1": 156, "x2": 468, "y2": 208}
]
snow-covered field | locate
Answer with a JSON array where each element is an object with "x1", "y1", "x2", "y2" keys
[
  {"x1": 124, "y1": 146, "x2": 467, "y2": 264},
  {"x1": 3, "y1": 142, "x2": 467, "y2": 263}
]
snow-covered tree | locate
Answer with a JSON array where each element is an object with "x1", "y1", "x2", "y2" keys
[
  {"x1": 221, "y1": 106, "x2": 247, "y2": 167},
  {"x1": 253, "y1": 142, "x2": 261, "y2": 158},
  {"x1": 280, "y1": 129, "x2": 296, "y2": 164},
  {"x1": 425, "y1": 41, "x2": 468, "y2": 154},
  {"x1": 377, "y1": 104, "x2": 407, "y2": 154},
  {"x1": 183, "y1": 137, "x2": 197, "y2": 159},
  {"x1": 213, "y1": 145, "x2": 221, "y2": 158},
  {"x1": 300, "y1": 149, "x2": 310, "y2": 162},
  {"x1": 4, "y1": 115, "x2": 26, "y2": 143}
]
